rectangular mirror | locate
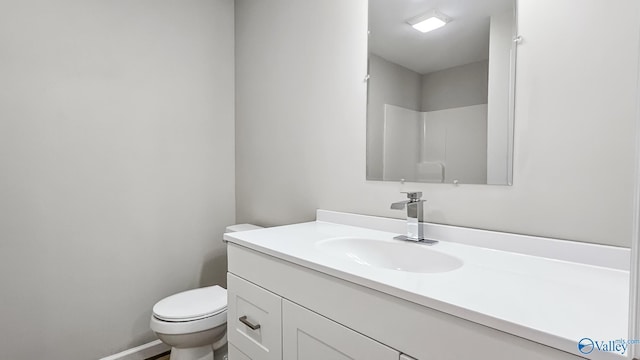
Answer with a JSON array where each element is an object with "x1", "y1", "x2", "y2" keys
[{"x1": 366, "y1": 0, "x2": 517, "y2": 185}]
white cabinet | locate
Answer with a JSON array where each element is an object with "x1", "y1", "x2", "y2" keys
[
  {"x1": 228, "y1": 273, "x2": 401, "y2": 360},
  {"x1": 282, "y1": 299, "x2": 399, "y2": 360},
  {"x1": 228, "y1": 344, "x2": 253, "y2": 360},
  {"x1": 227, "y1": 273, "x2": 282, "y2": 360}
]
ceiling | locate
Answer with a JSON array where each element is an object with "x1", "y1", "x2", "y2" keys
[{"x1": 369, "y1": 0, "x2": 514, "y2": 74}]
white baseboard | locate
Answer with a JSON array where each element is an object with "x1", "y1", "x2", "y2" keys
[{"x1": 99, "y1": 340, "x2": 170, "y2": 360}]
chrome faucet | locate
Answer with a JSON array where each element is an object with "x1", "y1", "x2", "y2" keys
[{"x1": 390, "y1": 192, "x2": 437, "y2": 245}]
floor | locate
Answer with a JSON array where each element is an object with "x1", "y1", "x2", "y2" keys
[{"x1": 147, "y1": 352, "x2": 170, "y2": 360}]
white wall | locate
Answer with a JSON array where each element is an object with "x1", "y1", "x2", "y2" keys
[
  {"x1": 382, "y1": 104, "x2": 487, "y2": 183},
  {"x1": 236, "y1": 0, "x2": 639, "y2": 248},
  {"x1": 426, "y1": 105, "x2": 488, "y2": 184},
  {"x1": 0, "y1": 1, "x2": 235, "y2": 359},
  {"x1": 487, "y1": 10, "x2": 515, "y2": 185},
  {"x1": 382, "y1": 105, "x2": 421, "y2": 181}
]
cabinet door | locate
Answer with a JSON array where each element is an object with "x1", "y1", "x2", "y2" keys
[
  {"x1": 229, "y1": 343, "x2": 252, "y2": 360},
  {"x1": 227, "y1": 273, "x2": 282, "y2": 360},
  {"x1": 282, "y1": 299, "x2": 399, "y2": 360}
]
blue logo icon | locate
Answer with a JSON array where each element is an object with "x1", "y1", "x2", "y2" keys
[{"x1": 578, "y1": 338, "x2": 595, "y2": 354}]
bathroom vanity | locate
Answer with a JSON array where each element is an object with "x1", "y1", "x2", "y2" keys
[{"x1": 224, "y1": 211, "x2": 629, "y2": 360}]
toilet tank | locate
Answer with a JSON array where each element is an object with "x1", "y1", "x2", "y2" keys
[{"x1": 225, "y1": 224, "x2": 263, "y2": 233}]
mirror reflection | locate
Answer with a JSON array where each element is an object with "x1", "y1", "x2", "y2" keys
[{"x1": 366, "y1": 0, "x2": 517, "y2": 185}]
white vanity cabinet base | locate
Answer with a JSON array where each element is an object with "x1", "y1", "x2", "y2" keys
[
  {"x1": 283, "y1": 299, "x2": 399, "y2": 360},
  {"x1": 229, "y1": 344, "x2": 252, "y2": 360},
  {"x1": 227, "y1": 273, "x2": 282, "y2": 360},
  {"x1": 228, "y1": 244, "x2": 586, "y2": 360}
]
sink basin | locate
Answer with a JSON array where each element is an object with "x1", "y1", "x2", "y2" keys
[{"x1": 316, "y1": 237, "x2": 463, "y2": 273}]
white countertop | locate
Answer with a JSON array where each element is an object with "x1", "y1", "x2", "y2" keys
[{"x1": 224, "y1": 217, "x2": 630, "y2": 360}]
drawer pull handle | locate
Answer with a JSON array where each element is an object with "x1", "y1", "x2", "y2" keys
[{"x1": 239, "y1": 315, "x2": 261, "y2": 330}]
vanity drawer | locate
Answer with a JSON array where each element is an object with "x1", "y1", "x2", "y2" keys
[{"x1": 227, "y1": 273, "x2": 282, "y2": 360}]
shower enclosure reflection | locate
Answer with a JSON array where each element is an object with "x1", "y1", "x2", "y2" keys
[{"x1": 366, "y1": 0, "x2": 517, "y2": 185}]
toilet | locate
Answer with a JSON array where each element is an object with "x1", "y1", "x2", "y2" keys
[{"x1": 150, "y1": 224, "x2": 263, "y2": 360}]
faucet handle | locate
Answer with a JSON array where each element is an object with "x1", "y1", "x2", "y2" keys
[{"x1": 401, "y1": 191, "x2": 422, "y2": 200}]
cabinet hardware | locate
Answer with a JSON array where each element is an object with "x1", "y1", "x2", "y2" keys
[{"x1": 239, "y1": 315, "x2": 261, "y2": 330}]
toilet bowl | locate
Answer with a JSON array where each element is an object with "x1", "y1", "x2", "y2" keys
[
  {"x1": 150, "y1": 224, "x2": 263, "y2": 360},
  {"x1": 150, "y1": 286, "x2": 228, "y2": 360}
]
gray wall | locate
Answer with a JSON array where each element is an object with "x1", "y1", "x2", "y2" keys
[
  {"x1": 421, "y1": 60, "x2": 489, "y2": 112},
  {"x1": 0, "y1": 1, "x2": 235, "y2": 359},
  {"x1": 367, "y1": 54, "x2": 422, "y2": 180},
  {"x1": 236, "y1": 0, "x2": 640, "y2": 247}
]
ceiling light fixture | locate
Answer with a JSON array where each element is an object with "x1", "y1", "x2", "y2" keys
[{"x1": 407, "y1": 10, "x2": 451, "y2": 33}]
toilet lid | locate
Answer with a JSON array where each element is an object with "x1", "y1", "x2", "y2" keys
[{"x1": 153, "y1": 285, "x2": 227, "y2": 322}]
